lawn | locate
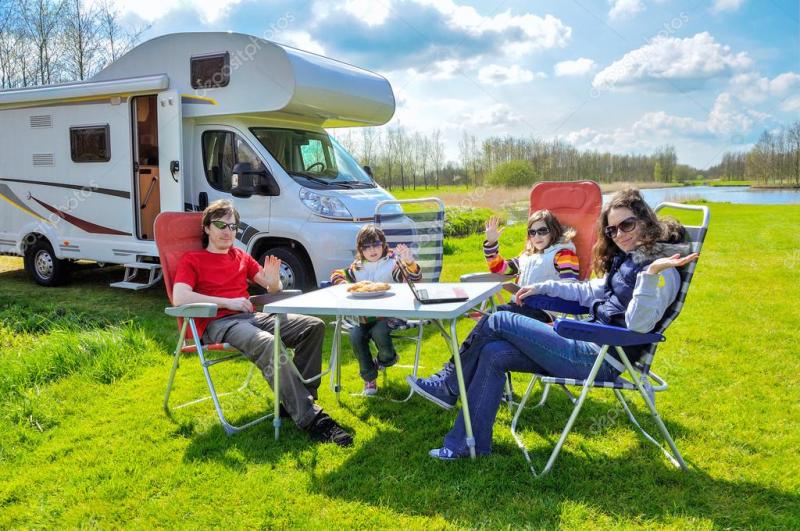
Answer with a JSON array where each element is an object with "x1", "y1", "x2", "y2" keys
[{"x1": 1, "y1": 202, "x2": 799, "y2": 528}]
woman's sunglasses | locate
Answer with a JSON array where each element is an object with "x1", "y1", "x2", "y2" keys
[
  {"x1": 360, "y1": 240, "x2": 384, "y2": 251},
  {"x1": 528, "y1": 227, "x2": 551, "y2": 237},
  {"x1": 210, "y1": 220, "x2": 239, "y2": 232},
  {"x1": 604, "y1": 216, "x2": 638, "y2": 239}
]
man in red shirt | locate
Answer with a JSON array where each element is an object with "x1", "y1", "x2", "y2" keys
[{"x1": 173, "y1": 199, "x2": 352, "y2": 446}]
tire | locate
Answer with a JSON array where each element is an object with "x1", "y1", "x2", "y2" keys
[
  {"x1": 258, "y1": 246, "x2": 314, "y2": 291},
  {"x1": 23, "y1": 238, "x2": 71, "y2": 286}
]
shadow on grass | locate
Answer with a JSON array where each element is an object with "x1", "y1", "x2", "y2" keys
[{"x1": 306, "y1": 393, "x2": 798, "y2": 528}]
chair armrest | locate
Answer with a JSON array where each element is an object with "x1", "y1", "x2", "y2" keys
[
  {"x1": 553, "y1": 318, "x2": 665, "y2": 346},
  {"x1": 165, "y1": 303, "x2": 218, "y2": 318},
  {"x1": 522, "y1": 295, "x2": 590, "y2": 315},
  {"x1": 460, "y1": 272, "x2": 513, "y2": 282},
  {"x1": 251, "y1": 290, "x2": 302, "y2": 307}
]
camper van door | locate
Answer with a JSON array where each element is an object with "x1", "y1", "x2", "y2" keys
[
  {"x1": 157, "y1": 90, "x2": 184, "y2": 214},
  {"x1": 195, "y1": 125, "x2": 271, "y2": 227}
]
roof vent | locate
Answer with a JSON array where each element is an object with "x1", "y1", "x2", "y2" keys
[
  {"x1": 32, "y1": 153, "x2": 55, "y2": 166},
  {"x1": 30, "y1": 114, "x2": 53, "y2": 128}
]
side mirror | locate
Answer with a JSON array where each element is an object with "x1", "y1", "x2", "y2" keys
[
  {"x1": 231, "y1": 162, "x2": 270, "y2": 198},
  {"x1": 363, "y1": 165, "x2": 373, "y2": 178}
]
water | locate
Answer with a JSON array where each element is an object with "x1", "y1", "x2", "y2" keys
[
  {"x1": 503, "y1": 185, "x2": 799, "y2": 224},
  {"x1": 604, "y1": 185, "x2": 800, "y2": 206}
]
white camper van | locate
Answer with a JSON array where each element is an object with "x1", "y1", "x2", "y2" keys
[{"x1": 0, "y1": 32, "x2": 396, "y2": 290}]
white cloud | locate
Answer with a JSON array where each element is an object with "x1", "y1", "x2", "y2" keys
[
  {"x1": 478, "y1": 64, "x2": 540, "y2": 85},
  {"x1": 608, "y1": 0, "x2": 645, "y2": 20},
  {"x1": 554, "y1": 58, "x2": 596, "y2": 77},
  {"x1": 729, "y1": 71, "x2": 800, "y2": 103},
  {"x1": 712, "y1": 0, "x2": 746, "y2": 13},
  {"x1": 407, "y1": 58, "x2": 478, "y2": 80},
  {"x1": 111, "y1": 0, "x2": 244, "y2": 23},
  {"x1": 417, "y1": 0, "x2": 572, "y2": 56},
  {"x1": 592, "y1": 32, "x2": 751, "y2": 91},
  {"x1": 467, "y1": 103, "x2": 522, "y2": 128},
  {"x1": 341, "y1": 0, "x2": 391, "y2": 26},
  {"x1": 278, "y1": 31, "x2": 326, "y2": 55},
  {"x1": 781, "y1": 95, "x2": 800, "y2": 113}
]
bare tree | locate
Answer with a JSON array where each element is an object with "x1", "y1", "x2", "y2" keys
[
  {"x1": 97, "y1": 0, "x2": 147, "y2": 65},
  {"x1": 63, "y1": 0, "x2": 101, "y2": 80},
  {"x1": 430, "y1": 128, "x2": 443, "y2": 188},
  {"x1": 360, "y1": 127, "x2": 377, "y2": 167},
  {"x1": 19, "y1": 0, "x2": 66, "y2": 84}
]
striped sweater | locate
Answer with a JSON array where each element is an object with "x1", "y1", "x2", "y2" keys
[
  {"x1": 330, "y1": 250, "x2": 423, "y2": 285},
  {"x1": 484, "y1": 240, "x2": 580, "y2": 284}
]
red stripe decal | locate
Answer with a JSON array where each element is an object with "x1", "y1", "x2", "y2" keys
[{"x1": 30, "y1": 195, "x2": 131, "y2": 236}]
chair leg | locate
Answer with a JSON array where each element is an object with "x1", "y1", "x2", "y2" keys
[
  {"x1": 614, "y1": 347, "x2": 687, "y2": 470},
  {"x1": 514, "y1": 345, "x2": 610, "y2": 477},
  {"x1": 163, "y1": 322, "x2": 187, "y2": 418},
  {"x1": 510, "y1": 374, "x2": 540, "y2": 472},
  {"x1": 532, "y1": 383, "x2": 552, "y2": 409},
  {"x1": 503, "y1": 372, "x2": 516, "y2": 412},
  {"x1": 391, "y1": 323, "x2": 424, "y2": 403}
]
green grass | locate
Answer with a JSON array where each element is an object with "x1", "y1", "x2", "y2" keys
[{"x1": 1, "y1": 203, "x2": 799, "y2": 528}]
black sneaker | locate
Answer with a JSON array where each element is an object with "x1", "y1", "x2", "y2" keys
[{"x1": 307, "y1": 412, "x2": 354, "y2": 447}]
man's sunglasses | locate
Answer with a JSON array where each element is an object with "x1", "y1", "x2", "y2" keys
[
  {"x1": 604, "y1": 216, "x2": 638, "y2": 239},
  {"x1": 210, "y1": 220, "x2": 239, "y2": 232},
  {"x1": 360, "y1": 240, "x2": 384, "y2": 250},
  {"x1": 528, "y1": 227, "x2": 551, "y2": 237}
]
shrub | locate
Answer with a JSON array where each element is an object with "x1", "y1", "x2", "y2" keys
[{"x1": 486, "y1": 160, "x2": 538, "y2": 188}]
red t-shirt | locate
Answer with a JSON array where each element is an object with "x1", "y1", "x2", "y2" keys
[{"x1": 173, "y1": 247, "x2": 261, "y2": 338}]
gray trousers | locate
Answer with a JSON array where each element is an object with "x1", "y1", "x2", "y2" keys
[{"x1": 203, "y1": 312, "x2": 324, "y2": 429}]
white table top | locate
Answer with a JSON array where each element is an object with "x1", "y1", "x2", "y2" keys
[{"x1": 262, "y1": 282, "x2": 502, "y2": 320}]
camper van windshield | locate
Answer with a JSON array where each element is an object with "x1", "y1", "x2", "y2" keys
[{"x1": 251, "y1": 128, "x2": 374, "y2": 189}]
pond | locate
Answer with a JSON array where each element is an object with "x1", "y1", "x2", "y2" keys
[
  {"x1": 606, "y1": 185, "x2": 800, "y2": 206},
  {"x1": 503, "y1": 185, "x2": 800, "y2": 224}
]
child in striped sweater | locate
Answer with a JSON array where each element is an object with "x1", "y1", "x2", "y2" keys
[
  {"x1": 484, "y1": 209, "x2": 579, "y2": 321},
  {"x1": 331, "y1": 224, "x2": 423, "y2": 396}
]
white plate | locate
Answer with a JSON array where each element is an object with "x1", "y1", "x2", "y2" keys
[{"x1": 347, "y1": 289, "x2": 393, "y2": 299}]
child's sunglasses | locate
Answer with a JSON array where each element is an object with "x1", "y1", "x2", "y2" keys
[
  {"x1": 604, "y1": 216, "x2": 638, "y2": 239},
  {"x1": 360, "y1": 240, "x2": 383, "y2": 250},
  {"x1": 527, "y1": 227, "x2": 551, "y2": 237},
  {"x1": 210, "y1": 220, "x2": 239, "y2": 232}
]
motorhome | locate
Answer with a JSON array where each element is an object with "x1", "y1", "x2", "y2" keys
[{"x1": 0, "y1": 32, "x2": 396, "y2": 290}]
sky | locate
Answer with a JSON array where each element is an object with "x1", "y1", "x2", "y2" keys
[{"x1": 108, "y1": 0, "x2": 799, "y2": 169}]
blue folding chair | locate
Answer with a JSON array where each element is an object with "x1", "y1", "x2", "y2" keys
[
  {"x1": 510, "y1": 202, "x2": 709, "y2": 476},
  {"x1": 328, "y1": 198, "x2": 446, "y2": 400}
]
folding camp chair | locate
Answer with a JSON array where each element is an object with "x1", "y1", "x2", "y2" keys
[
  {"x1": 510, "y1": 202, "x2": 709, "y2": 476},
  {"x1": 155, "y1": 212, "x2": 318, "y2": 436},
  {"x1": 460, "y1": 181, "x2": 602, "y2": 407},
  {"x1": 328, "y1": 198, "x2": 445, "y2": 400}
]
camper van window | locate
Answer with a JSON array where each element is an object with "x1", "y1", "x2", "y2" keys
[
  {"x1": 70, "y1": 125, "x2": 110, "y2": 163},
  {"x1": 191, "y1": 52, "x2": 230, "y2": 89},
  {"x1": 202, "y1": 130, "x2": 266, "y2": 192},
  {"x1": 251, "y1": 127, "x2": 375, "y2": 189}
]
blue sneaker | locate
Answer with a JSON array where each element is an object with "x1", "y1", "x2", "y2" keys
[
  {"x1": 429, "y1": 447, "x2": 466, "y2": 460},
  {"x1": 406, "y1": 374, "x2": 458, "y2": 410}
]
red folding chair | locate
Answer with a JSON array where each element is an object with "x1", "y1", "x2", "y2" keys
[
  {"x1": 460, "y1": 180, "x2": 602, "y2": 406},
  {"x1": 155, "y1": 211, "x2": 298, "y2": 436}
]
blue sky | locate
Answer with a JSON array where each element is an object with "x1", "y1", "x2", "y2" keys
[{"x1": 113, "y1": 0, "x2": 799, "y2": 169}]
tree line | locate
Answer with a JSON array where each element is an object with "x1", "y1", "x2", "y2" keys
[
  {"x1": 707, "y1": 121, "x2": 800, "y2": 187},
  {"x1": 333, "y1": 126, "x2": 695, "y2": 190},
  {"x1": 0, "y1": 0, "x2": 146, "y2": 88}
]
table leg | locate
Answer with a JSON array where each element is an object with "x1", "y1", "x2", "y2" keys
[
  {"x1": 335, "y1": 317, "x2": 343, "y2": 402},
  {"x1": 273, "y1": 313, "x2": 281, "y2": 441},
  {"x1": 447, "y1": 319, "x2": 477, "y2": 459}
]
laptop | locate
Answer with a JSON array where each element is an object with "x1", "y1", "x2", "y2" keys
[{"x1": 405, "y1": 276, "x2": 469, "y2": 304}]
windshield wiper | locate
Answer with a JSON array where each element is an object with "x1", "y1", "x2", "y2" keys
[{"x1": 289, "y1": 170, "x2": 332, "y2": 186}]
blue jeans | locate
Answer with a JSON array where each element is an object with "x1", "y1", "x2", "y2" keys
[
  {"x1": 443, "y1": 311, "x2": 620, "y2": 456},
  {"x1": 349, "y1": 319, "x2": 397, "y2": 381}
]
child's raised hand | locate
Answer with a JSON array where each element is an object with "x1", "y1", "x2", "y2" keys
[
  {"x1": 485, "y1": 216, "x2": 504, "y2": 244},
  {"x1": 395, "y1": 243, "x2": 414, "y2": 264}
]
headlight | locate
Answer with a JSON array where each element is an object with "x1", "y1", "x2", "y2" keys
[{"x1": 299, "y1": 187, "x2": 353, "y2": 219}]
